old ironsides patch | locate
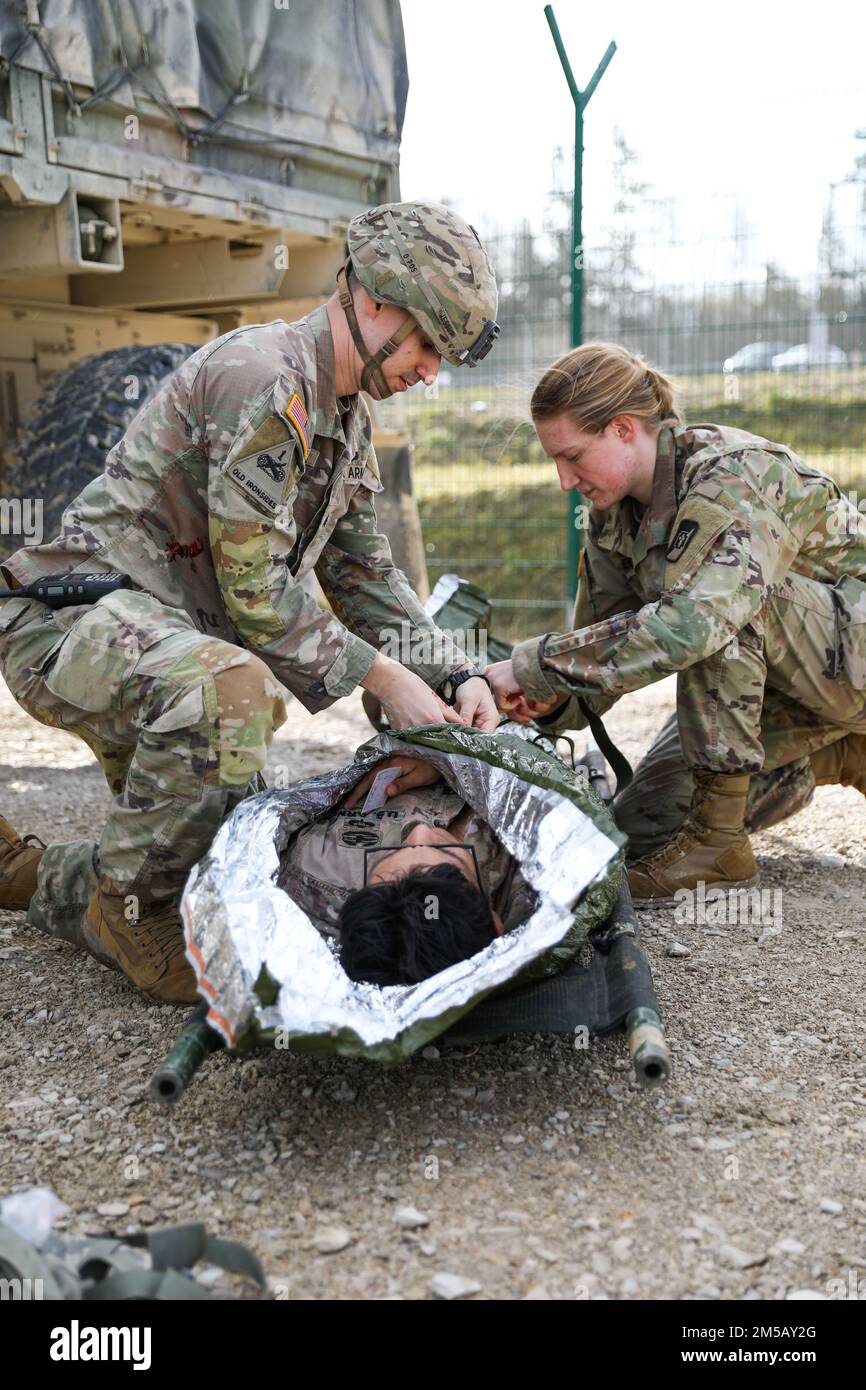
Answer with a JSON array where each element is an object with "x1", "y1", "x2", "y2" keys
[{"x1": 226, "y1": 442, "x2": 296, "y2": 515}]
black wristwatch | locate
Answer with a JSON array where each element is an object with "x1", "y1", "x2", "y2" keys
[{"x1": 436, "y1": 669, "x2": 490, "y2": 706}]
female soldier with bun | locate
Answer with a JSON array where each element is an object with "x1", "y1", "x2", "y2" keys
[{"x1": 485, "y1": 343, "x2": 866, "y2": 901}]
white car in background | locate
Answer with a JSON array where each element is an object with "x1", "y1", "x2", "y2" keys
[
  {"x1": 723, "y1": 341, "x2": 789, "y2": 372},
  {"x1": 771, "y1": 343, "x2": 848, "y2": 372}
]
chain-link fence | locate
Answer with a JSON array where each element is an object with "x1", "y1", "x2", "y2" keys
[{"x1": 380, "y1": 152, "x2": 866, "y2": 645}]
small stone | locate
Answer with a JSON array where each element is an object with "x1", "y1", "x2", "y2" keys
[
  {"x1": 775, "y1": 1238, "x2": 806, "y2": 1255},
  {"x1": 522, "y1": 1283, "x2": 551, "y2": 1300},
  {"x1": 819, "y1": 1198, "x2": 843, "y2": 1215},
  {"x1": 394, "y1": 1206, "x2": 429, "y2": 1230},
  {"x1": 687, "y1": 1137, "x2": 706, "y2": 1151},
  {"x1": 430, "y1": 1272, "x2": 482, "y2": 1300},
  {"x1": 786, "y1": 1289, "x2": 828, "y2": 1300},
  {"x1": 501, "y1": 1133, "x2": 525, "y2": 1145},
  {"x1": 717, "y1": 1244, "x2": 767, "y2": 1270},
  {"x1": 763, "y1": 1108, "x2": 791, "y2": 1126},
  {"x1": 422, "y1": 1046, "x2": 440, "y2": 1060},
  {"x1": 667, "y1": 943, "x2": 691, "y2": 958},
  {"x1": 96, "y1": 1201, "x2": 130, "y2": 1218},
  {"x1": 815, "y1": 853, "x2": 845, "y2": 868},
  {"x1": 706, "y1": 1137, "x2": 734, "y2": 1152},
  {"x1": 756, "y1": 927, "x2": 783, "y2": 946},
  {"x1": 313, "y1": 1226, "x2": 353, "y2": 1253}
]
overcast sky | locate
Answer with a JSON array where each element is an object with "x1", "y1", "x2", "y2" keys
[{"x1": 397, "y1": 0, "x2": 866, "y2": 284}]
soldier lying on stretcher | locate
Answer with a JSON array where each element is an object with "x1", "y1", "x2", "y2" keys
[{"x1": 279, "y1": 751, "x2": 536, "y2": 987}]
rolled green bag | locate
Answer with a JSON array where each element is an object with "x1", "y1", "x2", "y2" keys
[
  {"x1": 180, "y1": 723, "x2": 626, "y2": 1065},
  {"x1": 0, "y1": 1201, "x2": 265, "y2": 1300}
]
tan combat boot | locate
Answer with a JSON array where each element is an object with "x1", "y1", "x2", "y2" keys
[
  {"x1": 628, "y1": 770, "x2": 758, "y2": 905},
  {"x1": 82, "y1": 883, "x2": 199, "y2": 1005},
  {"x1": 810, "y1": 735, "x2": 866, "y2": 796},
  {"x1": 0, "y1": 814, "x2": 45, "y2": 910}
]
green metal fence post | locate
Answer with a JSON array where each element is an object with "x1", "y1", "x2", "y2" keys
[{"x1": 543, "y1": 7, "x2": 616, "y2": 617}]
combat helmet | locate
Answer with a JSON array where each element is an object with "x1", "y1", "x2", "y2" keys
[{"x1": 336, "y1": 200, "x2": 500, "y2": 398}]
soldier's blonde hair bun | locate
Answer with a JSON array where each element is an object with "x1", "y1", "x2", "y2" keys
[{"x1": 530, "y1": 341, "x2": 682, "y2": 434}]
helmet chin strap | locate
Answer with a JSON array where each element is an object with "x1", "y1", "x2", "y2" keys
[{"x1": 336, "y1": 263, "x2": 416, "y2": 399}]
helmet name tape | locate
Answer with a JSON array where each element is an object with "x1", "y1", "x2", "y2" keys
[{"x1": 437, "y1": 306, "x2": 457, "y2": 337}]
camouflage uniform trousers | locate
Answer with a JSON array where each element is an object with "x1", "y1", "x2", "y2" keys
[
  {"x1": 613, "y1": 571, "x2": 866, "y2": 859},
  {"x1": 0, "y1": 589, "x2": 288, "y2": 944}
]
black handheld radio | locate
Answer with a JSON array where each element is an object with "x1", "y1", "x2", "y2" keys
[{"x1": 0, "y1": 571, "x2": 133, "y2": 609}]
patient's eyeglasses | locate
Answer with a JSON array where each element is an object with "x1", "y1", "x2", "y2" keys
[{"x1": 363, "y1": 842, "x2": 484, "y2": 895}]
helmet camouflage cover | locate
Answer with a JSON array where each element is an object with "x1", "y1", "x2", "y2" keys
[{"x1": 346, "y1": 201, "x2": 500, "y2": 368}]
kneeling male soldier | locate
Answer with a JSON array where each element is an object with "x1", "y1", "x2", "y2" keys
[{"x1": 0, "y1": 201, "x2": 501, "y2": 1004}]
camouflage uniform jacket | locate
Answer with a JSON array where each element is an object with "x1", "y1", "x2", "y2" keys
[
  {"x1": 2, "y1": 306, "x2": 468, "y2": 711},
  {"x1": 281, "y1": 781, "x2": 525, "y2": 940},
  {"x1": 513, "y1": 422, "x2": 866, "y2": 730}
]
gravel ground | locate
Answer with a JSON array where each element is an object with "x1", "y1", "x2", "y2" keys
[{"x1": 2, "y1": 673, "x2": 865, "y2": 1302}]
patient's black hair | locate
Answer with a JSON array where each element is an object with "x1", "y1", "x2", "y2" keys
[{"x1": 339, "y1": 864, "x2": 497, "y2": 986}]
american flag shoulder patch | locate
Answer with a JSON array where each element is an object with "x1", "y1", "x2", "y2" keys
[{"x1": 284, "y1": 392, "x2": 311, "y2": 459}]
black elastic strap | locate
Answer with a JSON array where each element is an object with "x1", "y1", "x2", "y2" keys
[
  {"x1": 577, "y1": 697, "x2": 633, "y2": 795},
  {"x1": 124, "y1": 1221, "x2": 266, "y2": 1288}
]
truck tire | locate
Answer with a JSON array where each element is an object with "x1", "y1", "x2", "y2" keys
[{"x1": 1, "y1": 343, "x2": 195, "y2": 557}]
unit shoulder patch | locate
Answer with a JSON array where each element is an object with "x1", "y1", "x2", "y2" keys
[
  {"x1": 225, "y1": 441, "x2": 298, "y2": 515},
  {"x1": 663, "y1": 494, "x2": 737, "y2": 586},
  {"x1": 665, "y1": 518, "x2": 700, "y2": 563}
]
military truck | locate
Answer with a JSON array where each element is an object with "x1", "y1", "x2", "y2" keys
[{"x1": 0, "y1": 0, "x2": 426, "y2": 592}]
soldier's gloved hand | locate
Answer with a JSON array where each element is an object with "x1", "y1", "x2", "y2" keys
[
  {"x1": 343, "y1": 754, "x2": 443, "y2": 810},
  {"x1": 361, "y1": 654, "x2": 468, "y2": 732},
  {"x1": 452, "y1": 676, "x2": 499, "y2": 733}
]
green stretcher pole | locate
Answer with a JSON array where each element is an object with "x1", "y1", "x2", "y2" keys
[
  {"x1": 626, "y1": 1006, "x2": 671, "y2": 1086},
  {"x1": 579, "y1": 745, "x2": 672, "y2": 1086},
  {"x1": 607, "y1": 875, "x2": 672, "y2": 1086},
  {"x1": 150, "y1": 1001, "x2": 225, "y2": 1105},
  {"x1": 543, "y1": 7, "x2": 616, "y2": 619}
]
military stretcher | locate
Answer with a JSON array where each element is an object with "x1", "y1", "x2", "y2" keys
[{"x1": 150, "y1": 579, "x2": 670, "y2": 1104}]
